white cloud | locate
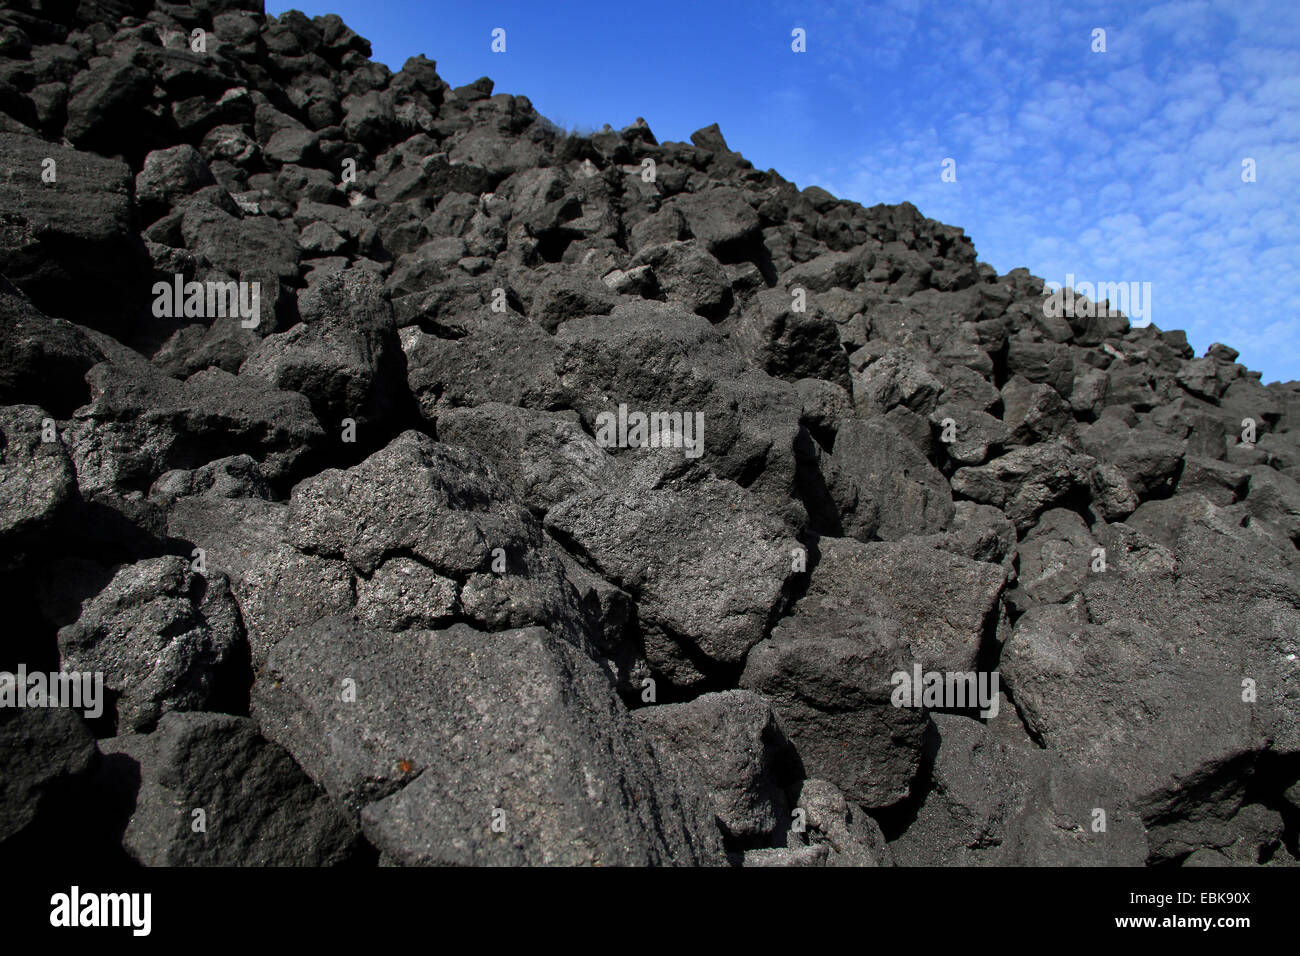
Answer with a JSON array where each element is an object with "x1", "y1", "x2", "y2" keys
[{"x1": 790, "y1": 0, "x2": 1300, "y2": 381}]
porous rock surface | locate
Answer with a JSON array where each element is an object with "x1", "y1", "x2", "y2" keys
[{"x1": 0, "y1": 0, "x2": 1297, "y2": 867}]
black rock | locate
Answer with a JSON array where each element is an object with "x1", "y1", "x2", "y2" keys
[{"x1": 1, "y1": 0, "x2": 1296, "y2": 869}]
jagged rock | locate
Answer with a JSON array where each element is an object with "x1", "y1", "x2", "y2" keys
[
  {"x1": 289, "y1": 429, "x2": 521, "y2": 574},
  {"x1": 1013, "y1": 509, "x2": 1098, "y2": 605},
  {"x1": 341, "y1": 90, "x2": 395, "y2": 149},
  {"x1": 795, "y1": 377, "x2": 853, "y2": 445},
  {"x1": 64, "y1": 359, "x2": 327, "y2": 496},
  {"x1": 435, "y1": 403, "x2": 617, "y2": 515},
  {"x1": 404, "y1": 313, "x2": 564, "y2": 413},
  {"x1": 915, "y1": 500, "x2": 1018, "y2": 569},
  {"x1": 631, "y1": 240, "x2": 732, "y2": 320},
  {"x1": 1001, "y1": 375, "x2": 1072, "y2": 446},
  {"x1": 1243, "y1": 466, "x2": 1300, "y2": 544},
  {"x1": 63, "y1": 56, "x2": 161, "y2": 159},
  {"x1": 634, "y1": 690, "x2": 800, "y2": 844},
  {"x1": 0, "y1": 133, "x2": 147, "y2": 326},
  {"x1": 1, "y1": 0, "x2": 1295, "y2": 871},
  {"x1": 733, "y1": 286, "x2": 849, "y2": 387},
  {"x1": 1088, "y1": 460, "x2": 1140, "y2": 521},
  {"x1": 253, "y1": 617, "x2": 726, "y2": 865},
  {"x1": 546, "y1": 473, "x2": 796, "y2": 685},
  {"x1": 785, "y1": 250, "x2": 867, "y2": 294},
  {"x1": 951, "y1": 443, "x2": 1095, "y2": 532},
  {"x1": 824, "y1": 419, "x2": 954, "y2": 541},
  {"x1": 802, "y1": 536, "x2": 1004, "y2": 672},
  {"x1": 790, "y1": 778, "x2": 894, "y2": 866},
  {"x1": 1177, "y1": 356, "x2": 1226, "y2": 401},
  {"x1": 852, "y1": 347, "x2": 945, "y2": 417},
  {"x1": 741, "y1": 537, "x2": 1003, "y2": 808},
  {"x1": 1177, "y1": 456, "x2": 1249, "y2": 505},
  {"x1": 55, "y1": 555, "x2": 248, "y2": 734},
  {"x1": 1006, "y1": 338, "x2": 1076, "y2": 398},
  {"x1": 0, "y1": 283, "x2": 104, "y2": 415},
  {"x1": 149, "y1": 454, "x2": 272, "y2": 505},
  {"x1": 0, "y1": 707, "x2": 96, "y2": 846},
  {"x1": 890, "y1": 714, "x2": 1148, "y2": 865},
  {"x1": 1001, "y1": 497, "x2": 1300, "y2": 861},
  {"x1": 1070, "y1": 366, "x2": 1110, "y2": 418},
  {"x1": 940, "y1": 363, "x2": 1003, "y2": 415},
  {"x1": 668, "y1": 186, "x2": 761, "y2": 258},
  {"x1": 1079, "y1": 418, "x2": 1185, "y2": 500},
  {"x1": 0, "y1": 403, "x2": 78, "y2": 551},
  {"x1": 97, "y1": 711, "x2": 362, "y2": 865},
  {"x1": 135, "y1": 144, "x2": 217, "y2": 220},
  {"x1": 239, "y1": 266, "x2": 408, "y2": 434},
  {"x1": 527, "y1": 269, "x2": 616, "y2": 332},
  {"x1": 552, "y1": 301, "x2": 809, "y2": 528},
  {"x1": 740, "y1": 606, "x2": 926, "y2": 809},
  {"x1": 353, "y1": 557, "x2": 458, "y2": 632},
  {"x1": 164, "y1": 497, "x2": 351, "y2": 668},
  {"x1": 285, "y1": 429, "x2": 593, "y2": 643},
  {"x1": 932, "y1": 404, "x2": 1009, "y2": 466},
  {"x1": 181, "y1": 201, "x2": 300, "y2": 289}
]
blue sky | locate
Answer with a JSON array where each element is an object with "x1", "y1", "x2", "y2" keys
[{"x1": 270, "y1": 0, "x2": 1300, "y2": 384}]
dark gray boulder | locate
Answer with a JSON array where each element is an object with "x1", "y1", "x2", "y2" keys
[
  {"x1": 0, "y1": 283, "x2": 104, "y2": 415},
  {"x1": 1001, "y1": 496, "x2": 1300, "y2": 861},
  {"x1": 733, "y1": 286, "x2": 849, "y2": 387},
  {"x1": 55, "y1": 555, "x2": 248, "y2": 734},
  {"x1": 0, "y1": 133, "x2": 148, "y2": 326},
  {"x1": 546, "y1": 473, "x2": 797, "y2": 686},
  {"x1": 253, "y1": 617, "x2": 726, "y2": 865},
  {"x1": 435, "y1": 403, "x2": 618, "y2": 515},
  {"x1": 951, "y1": 442, "x2": 1096, "y2": 532},
  {"x1": 788, "y1": 778, "x2": 895, "y2": 866},
  {"x1": 633, "y1": 690, "x2": 801, "y2": 844},
  {"x1": 134, "y1": 144, "x2": 217, "y2": 220},
  {"x1": 825, "y1": 419, "x2": 954, "y2": 541},
  {"x1": 97, "y1": 711, "x2": 362, "y2": 865},
  {"x1": 740, "y1": 536, "x2": 1003, "y2": 808},
  {"x1": 239, "y1": 266, "x2": 408, "y2": 435},
  {"x1": 64, "y1": 360, "x2": 327, "y2": 496},
  {"x1": 740, "y1": 608, "x2": 926, "y2": 809},
  {"x1": 0, "y1": 707, "x2": 96, "y2": 846},
  {"x1": 0, "y1": 403, "x2": 78, "y2": 551},
  {"x1": 891, "y1": 714, "x2": 1148, "y2": 865}
]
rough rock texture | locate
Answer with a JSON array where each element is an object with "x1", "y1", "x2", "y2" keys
[
  {"x1": 890, "y1": 714, "x2": 1149, "y2": 865},
  {"x1": 2, "y1": 0, "x2": 1297, "y2": 868},
  {"x1": 253, "y1": 617, "x2": 725, "y2": 865},
  {"x1": 0, "y1": 707, "x2": 96, "y2": 845},
  {"x1": 53, "y1": 555, "x2": 248, "y2": 733},
  {"x1": 633, "y1": 689, "x2": 801, "y2": 844},
  {"x1": 95, "y1": 711, "x2": 362, "y2": 865},
  {"x1": 0, "y1": 133, "x2": 149, "y2": 328},
  {"x1": 0, "y1": 402, "x2": 78, "y2": 550}
]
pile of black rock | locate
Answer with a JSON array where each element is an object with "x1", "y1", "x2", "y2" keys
[{"x1": 1, "y1": 0, "x2": 1297, "y2": 866}]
